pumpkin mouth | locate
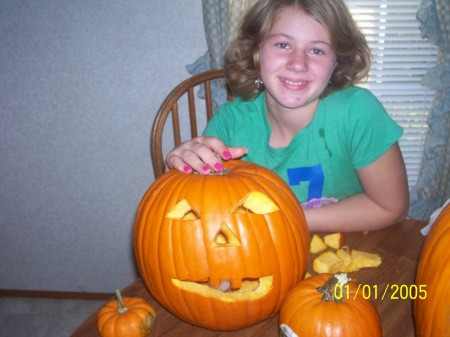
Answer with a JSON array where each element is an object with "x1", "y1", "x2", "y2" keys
[{"x1": 171, "y1": 276, "x2": 273, "y2": 302}]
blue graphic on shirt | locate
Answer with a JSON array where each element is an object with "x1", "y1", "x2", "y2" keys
[
  {"x1": 287, "y1": 165, "x2": 338, "y2": 209},
  {"x1": 287, "y1": 165, "x2": 324, "y2": 200}
]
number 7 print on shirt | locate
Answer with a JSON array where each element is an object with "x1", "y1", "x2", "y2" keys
[{"x1": 287, "y1": 165, "x2": 337, "y2": 209}]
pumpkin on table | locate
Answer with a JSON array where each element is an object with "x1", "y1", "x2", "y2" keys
[
  {"x1": 97, "y1": 289, "x2": 156, "y2": 337},
  {"x1": 414, "y1": 202, "x2": 450, "y2": 337},
  {"x1": 279, "y1": 272, "x2": 382, "y2": 337},
  {"x1": 133, "y1": 160, "x2": 310, "y2": 331}
]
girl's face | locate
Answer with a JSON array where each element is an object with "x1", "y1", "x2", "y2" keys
[{"x1": 259, "y1": 8, "x2": 336, "y2": 115}]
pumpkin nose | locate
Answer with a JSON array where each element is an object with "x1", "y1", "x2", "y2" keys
[{"x1": 211, "y1": 223, "x2": 241, "y2": 248}]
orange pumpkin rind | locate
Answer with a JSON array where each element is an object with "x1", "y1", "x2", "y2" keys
[
  {"x1": 133, "y1": 160, "x2": 310, "y2": 331},
  {"x1": 97, "y1": 290, "x2": 156, "y2": 337},
  {"x1": 279, "y1": 272, "x2": 382, "y2": 337}
]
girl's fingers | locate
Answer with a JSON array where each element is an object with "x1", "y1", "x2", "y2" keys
[
  {"x1": 165, "y1": 137, "x2": 248, "y2": 175},
  {"x1": 228, "y1": 146, "x2": 248, "y2": 159}
]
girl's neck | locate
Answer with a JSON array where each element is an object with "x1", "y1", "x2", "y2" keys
[{"x1": 265, "y1": 96, "x2": 318, "y2": 148}]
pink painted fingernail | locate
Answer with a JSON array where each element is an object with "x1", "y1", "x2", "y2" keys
[
  {"x1": 202, "y1": 166, "x2": 211, "y2": 172},
  {"x1": 223, "y1": 151, "x2": 232, "y2": 159},
  {"x1": 183, "y1": 166, "x2": 192, "y2": 173},
  {"x1": 214, "y1": 163, "x2": 224, "y2": 171}
]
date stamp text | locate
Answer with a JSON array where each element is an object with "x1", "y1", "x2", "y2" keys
[{"x1": 334, "y1": 284, "x2": 427, "y2": 301}]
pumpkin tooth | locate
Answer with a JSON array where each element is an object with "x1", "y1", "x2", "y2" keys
[
  {"x1": 231, "y1": 277, "x2": 242, "y2": 289},
  {"x1": 208, "y1": 277, "x2": 221, "y2": 288}
]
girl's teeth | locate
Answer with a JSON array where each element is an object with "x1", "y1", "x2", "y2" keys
[{"x1": 284, "y1": 79, "x2": 305, "y2": 86}]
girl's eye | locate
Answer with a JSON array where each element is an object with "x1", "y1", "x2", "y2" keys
[
  {"x1": 311, "y1": 48, "x2": 325, "y2": 55},
  {"x1": 275, "y1": 42, "x2": 290, "y2": 49}
]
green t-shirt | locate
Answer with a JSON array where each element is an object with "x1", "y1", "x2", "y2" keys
[{"x1": 203, "y1": 86, "x2": 403, "y2": 209}]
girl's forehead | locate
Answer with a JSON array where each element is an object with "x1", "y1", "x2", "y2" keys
[{"x1": 268, "y1": 7, "x2": 330, "y2": 39}]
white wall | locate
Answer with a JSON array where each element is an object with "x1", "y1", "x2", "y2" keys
[{"x1": 0, "y1": 0, "x2": 207, "y2": 292}]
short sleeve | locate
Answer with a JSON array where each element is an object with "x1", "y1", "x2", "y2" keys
[{"x1": 346, "y1": 89, "x2": 403, "y2": 169}]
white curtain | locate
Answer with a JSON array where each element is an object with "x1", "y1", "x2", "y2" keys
[{"x1": 186, "y1": 0, "x2": 257, "y2": 108}]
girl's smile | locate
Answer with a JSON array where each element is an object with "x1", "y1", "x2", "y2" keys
[{"x1": 280, "y1": 77, "x2": 308, "y2": 90}]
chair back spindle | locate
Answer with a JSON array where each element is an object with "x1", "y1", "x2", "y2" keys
[{"x1": 151, "y1": 69, "x2": 232, "y2": 179}]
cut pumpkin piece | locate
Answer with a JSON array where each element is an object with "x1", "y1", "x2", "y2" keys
[
  {"x1": 313, "y1": 249, "x2": 382, "y2": 274},
  {"x1": 323, "y1": 232, "x2": 345, "y2": 249},
  {"x1": 350, "y1": 250, "x2": 382, "y2": 269},
  {"x1": 313, "y1": 251, "x2": 343, "y2": 274},
  {"x1": 336, "y1": 248, "x2": 353, "y2": 268},
  {"x1": 310, "y1": 234, "x2": 327, "y2": 254}
]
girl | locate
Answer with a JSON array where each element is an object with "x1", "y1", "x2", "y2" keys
[{"x1": 166, "y1": 0, "x2": 409, "y2": 232}]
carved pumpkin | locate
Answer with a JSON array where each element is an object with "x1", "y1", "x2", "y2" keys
[
  {"x1": 134, "y1": 160, "x2": 310, "y2": 331},
  {"x1": 97, "y1": 290, "x2": 156, "y2": 337},
  {"x1": 279, "y1": 272, "x2": 382, "y2": 337},
  {"x1": 414, "y1": 202, "x2": 450, "y2": 337}
]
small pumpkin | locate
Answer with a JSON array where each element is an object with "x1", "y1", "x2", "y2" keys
[
  {"x1": 414, "y1": 202, "x2": 450, "y2": 337},
  {"x1": 97, "y1": 289, "x2": 156, "y2": 337},
  {"x1": 279, "y1": 272, "x2": 382, "y2": 337},
  {"x1": 134, "y1": 160, "x2": 310, "y2": 331}
]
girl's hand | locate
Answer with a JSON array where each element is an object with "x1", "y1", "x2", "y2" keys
[{"x1": 166, "y1": 136, "x2": 248, "y2": 174}]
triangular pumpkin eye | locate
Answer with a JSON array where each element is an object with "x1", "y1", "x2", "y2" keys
[
  {"x1": 232, "y1": 191, "x2": 279, "y2": 214},
  {"x1": 166, "y1": 199, "x2": 200, "y2": 220},
  {"x1": 211, "y1": 223, "x2": 241, "y2": 248}
]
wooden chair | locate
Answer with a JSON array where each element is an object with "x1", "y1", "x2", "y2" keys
[{"x1": 151, "y1": 69, "x2": 233, "y2": 179}]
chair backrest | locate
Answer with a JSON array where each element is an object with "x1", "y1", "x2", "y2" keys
[{"x1": 151, "y1": 69, "x2": 233, "y2": 179}]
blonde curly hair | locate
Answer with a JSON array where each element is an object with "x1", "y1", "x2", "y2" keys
[{"x1": 224, "y1": 0, "x2": 371, "y2": 100}]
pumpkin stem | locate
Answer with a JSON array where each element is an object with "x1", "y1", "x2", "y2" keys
[
  {"x1": 115, "y1": 289, "x2": 128, "y2": 313},
  {"x1": 147, "y1": 314, "x2": 156, "y2": 330},
  {"x1": 212, "y1": 155, "x2": 233, "y2": 174},
  {"x1": 316, "y1": 272, "x2": 350, "y2": 303}
]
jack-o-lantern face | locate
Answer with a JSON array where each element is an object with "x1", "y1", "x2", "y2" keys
[
  {"x1": 134, "y1": 160, "x2": 310, "y2": 331},
  {"x1": 168, "y1": 192, "x2": 277, "y2": 301}
]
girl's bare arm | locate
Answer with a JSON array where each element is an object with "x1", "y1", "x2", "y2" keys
[{"x1": 304, "y1": 143, "x2": 409, "y2": 232}]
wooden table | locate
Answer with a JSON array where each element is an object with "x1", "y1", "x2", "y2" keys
[{"x1": 72, "y1": 219, "x2": 427, "y2": 337}]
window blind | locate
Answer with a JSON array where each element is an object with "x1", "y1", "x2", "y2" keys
[{"x1": 346, "y1": 0, "x2": 439, "y2": 188}]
